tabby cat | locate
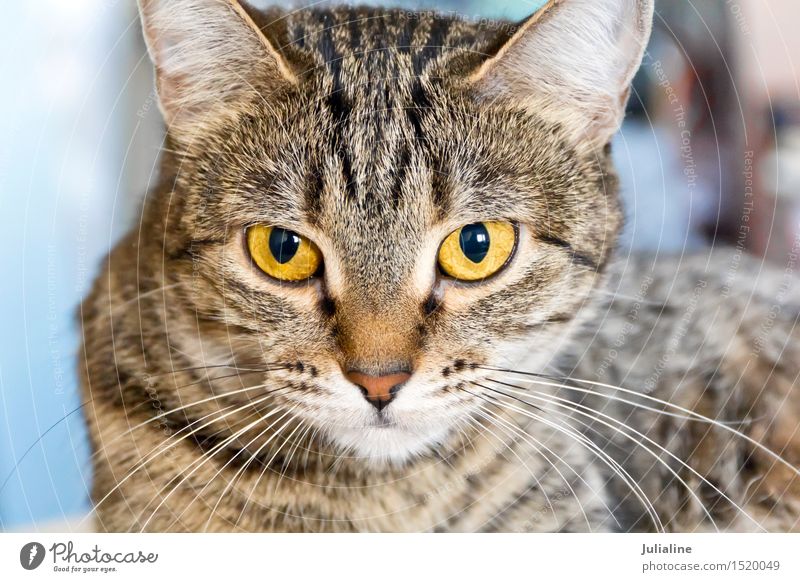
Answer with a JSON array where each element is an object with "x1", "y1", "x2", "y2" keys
[{"x1": 80, "y1": 0, "x2": 800, "y2": 532}]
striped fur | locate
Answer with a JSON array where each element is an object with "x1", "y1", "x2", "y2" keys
[{"x1": 79, "y1": 1, "x2": 799, "y2": 531}]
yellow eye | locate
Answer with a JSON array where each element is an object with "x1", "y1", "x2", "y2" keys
[
  {"x1": 438, "y1": 221, "x2": 517, "y2": 282},
  {"x1": 246, "y1": 225, "x2": 322, "y2": 282}
]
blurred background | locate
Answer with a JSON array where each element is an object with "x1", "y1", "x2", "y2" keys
[{"x1": 1, "y1": 0, "x2": 799, "y2": 530}]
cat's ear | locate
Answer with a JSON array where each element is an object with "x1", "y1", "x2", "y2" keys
[
  {"x1": 471, "y1": 0, "x2": 654, "y2": 149},
  {"x1": 138, "y1": 0, "x2": 296, "y2": 142}
]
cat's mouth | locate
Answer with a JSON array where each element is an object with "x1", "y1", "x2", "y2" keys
[
  {"x1": 371, "y1": 413, "x2": 393, "y2": 428},
  {"x1": 316, "y1": 402, "x2": 461, "y2": 464}
]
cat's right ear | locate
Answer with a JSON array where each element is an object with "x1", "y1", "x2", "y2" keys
[
  {"x1": 470, "y1": 0, "x2": 654, "y2": 150},
  {"x1": 138, "y1": 0, "x2": 296, "y2": 143}
]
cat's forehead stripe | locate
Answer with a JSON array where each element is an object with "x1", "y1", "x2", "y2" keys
[{"x1": 280, "y1": 8, "x2": 493, "y2": 214}]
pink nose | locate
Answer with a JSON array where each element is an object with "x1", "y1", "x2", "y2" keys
[{"x1": 345, "y1": 371, "x2": 411, "y2": 411}]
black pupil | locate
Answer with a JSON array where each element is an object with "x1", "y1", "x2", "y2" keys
[
  {"x1": 269, "y1": 228, "x2": 301, "y2": 264},
  {"x1": 459, "y1": 223, "x2": 491, "y2": 264}
]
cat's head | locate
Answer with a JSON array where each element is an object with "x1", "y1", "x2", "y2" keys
[{"x1": 136, "y1": 0, "x2": 653, "y2": 463}]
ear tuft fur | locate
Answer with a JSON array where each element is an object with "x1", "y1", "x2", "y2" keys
[
  {"x1": 472, "y1": 0, "x2": 654, "y2": 149},
  {"x1": 138, "y1": 0, "x2": 295, "y2": 143}
]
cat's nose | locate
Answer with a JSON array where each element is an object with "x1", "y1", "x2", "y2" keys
[{"x1": 345, "y1": 370, "x2": 411, "y2": 412}]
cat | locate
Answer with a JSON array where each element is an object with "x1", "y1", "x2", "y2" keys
[{"x1": 79, "y1": 0, "x2": 800, "y2": 532}]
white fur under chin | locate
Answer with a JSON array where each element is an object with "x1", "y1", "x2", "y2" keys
[{"x1": 326, "y1": 422, "x2": 456, "y2": 466}]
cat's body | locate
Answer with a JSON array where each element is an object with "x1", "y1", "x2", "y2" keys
[
  {"x1": 82, "y1": 241, "x2": 800, "y2": 532},
  {"x1": 80, "y1": 1, "x2": 800, "y2": 531}
]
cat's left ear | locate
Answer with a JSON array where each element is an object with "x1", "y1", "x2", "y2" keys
[
  {"x1": 138, "y1": 0, "x2": 297, "y2": 144},
  {"x1": 471, "y1": 0, "x2": 654, "y2": 149}
]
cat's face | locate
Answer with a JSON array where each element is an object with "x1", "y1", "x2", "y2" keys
[{"x1": 138, "y1": 0, "x2": 652, "y2": 463}]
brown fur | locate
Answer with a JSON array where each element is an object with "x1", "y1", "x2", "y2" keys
[{"x1": 80, "y1": 1, "x2": 800, "y2": 531}]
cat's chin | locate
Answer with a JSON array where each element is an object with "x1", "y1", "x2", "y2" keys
[{"x1": 325, "y1": 422, "x2": 454, "y2": 467}]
